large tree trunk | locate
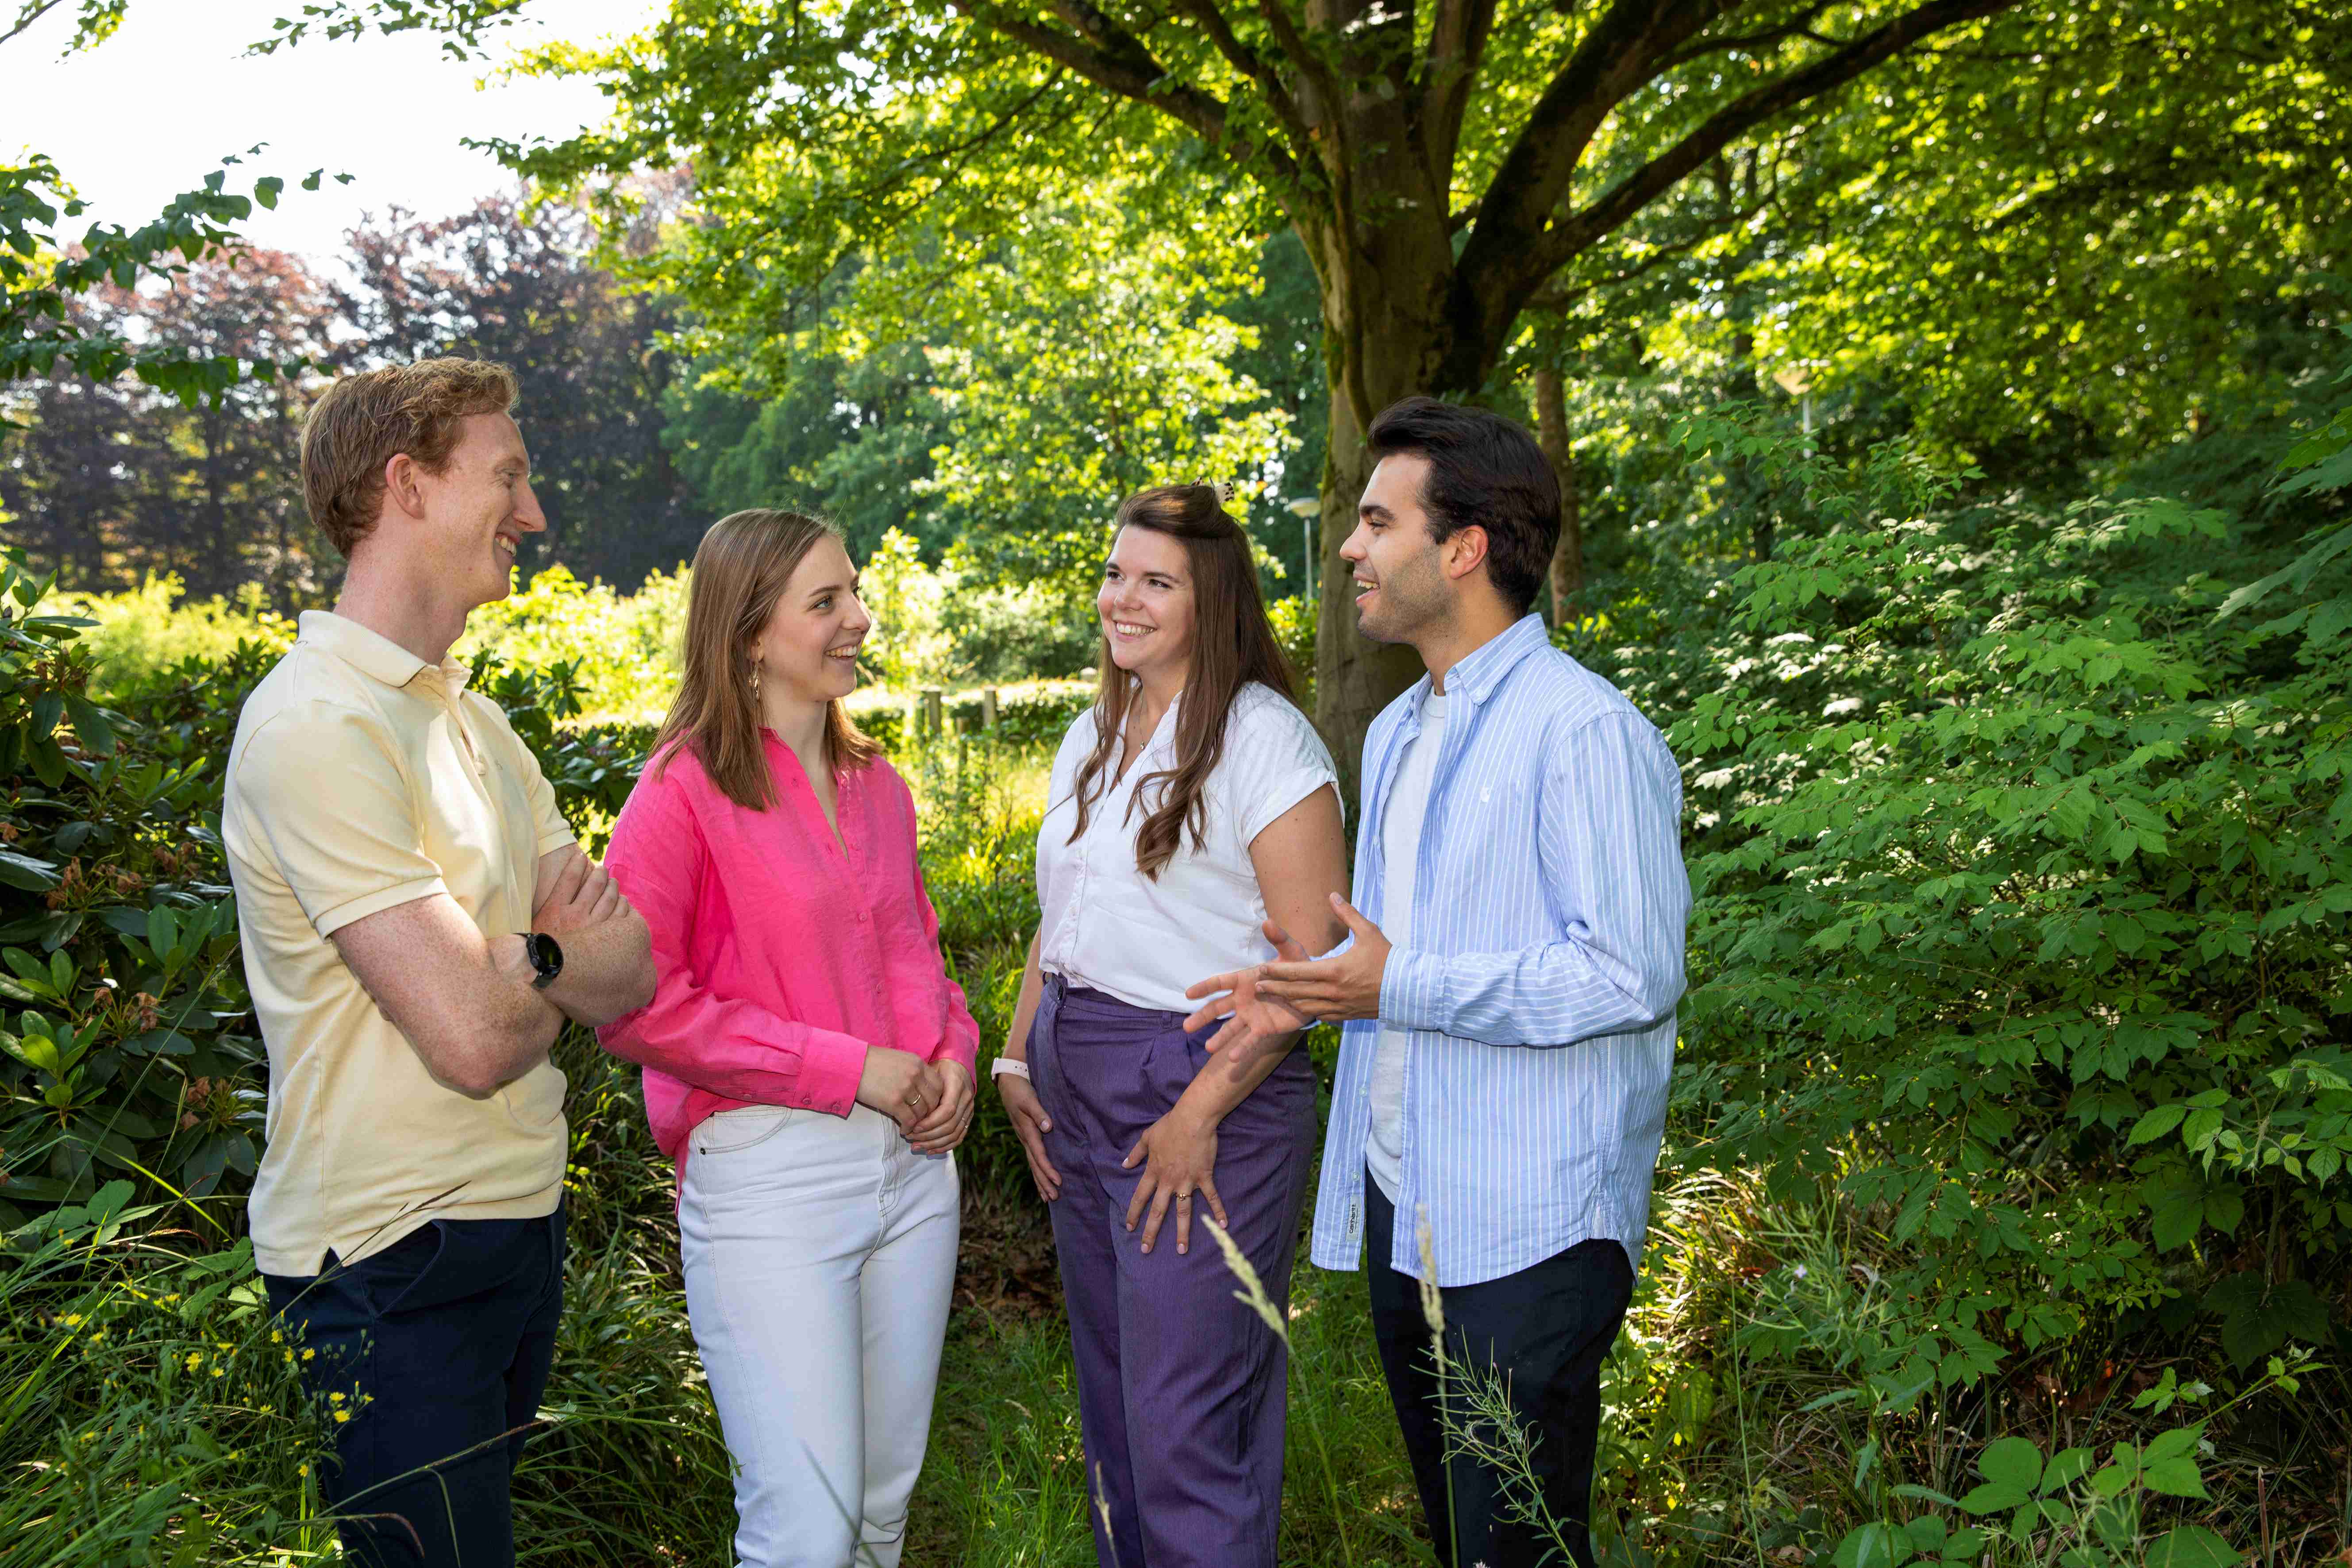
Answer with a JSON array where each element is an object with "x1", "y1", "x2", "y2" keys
[
  {"x1": 1300, "y1": 196, "x2": 1459, "y2": 797},
  {"x1": 1533, "y1": 364, "x2": 1583, "y2": 624}
]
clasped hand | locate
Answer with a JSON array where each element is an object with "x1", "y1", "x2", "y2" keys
[
  {"x1": 859, "y1": 1050, "x2": 974, "y2": 1154},
  {"x1": 1182, "y1": 894, "x2": 1391, "y2": 1062}
]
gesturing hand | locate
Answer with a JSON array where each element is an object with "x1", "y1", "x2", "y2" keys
[
  {"x1": 1251, "y1": 894, "x2": 1390, "y2": 1024},
  {"x1": 996, "y1": 1070, "x2": 1062, "y2": 1202},
  {"x1": 906, "y1": 1059, "x2": 976, "y2": 1155},
  {"x1": 1121, "y1": 1105, "x2": 1226, "y2": 1256},
  {"x1": 1182, "y1": 918, "x2": 1314, "y2": 1064},
  {"x1": 856, "y1": 1046, "x2": 943, "y2": 1134}
]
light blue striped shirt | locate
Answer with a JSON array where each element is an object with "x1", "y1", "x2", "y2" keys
[{"x1": 1309, "y1": 614, "x2": 1691, "y2": 1287}]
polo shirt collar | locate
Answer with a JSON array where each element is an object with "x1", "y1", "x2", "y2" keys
[
  {"x1": 296, "y1": 611, "x2": 469, "y2": 693},
  {"x1": 1435, "y1": 613, "x2": 1550, "y2": 708}
]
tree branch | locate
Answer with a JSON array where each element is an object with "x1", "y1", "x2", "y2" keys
[
  {"x1": 1655, "y1": 0, "x2": 1840, "y2": 71},
  {"x1": 1168, "y1": 0, "x2": 1321, "y2": 171},
  {"x1": 1419, "y1": 0, "x2": 1501, "y2": 181},
  {"x1": 1529, "y1": 0, "x2": 2019, "y2": 282},
  {"x1": 1524, "y1": 184, "x2": 1778, "y2": 311},
  {"x1": 0, "y1": 0, "x2": 67, "y2": 49},
  {"x1": 953, "y1": 0, "x2": 1311, "y2": 191},
  {"x1": 1457, "y1": 0, "x2": 1730, "y2": 288}
]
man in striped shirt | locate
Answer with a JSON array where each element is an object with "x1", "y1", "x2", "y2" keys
[{"x1": 1187, "y1": 397, "x2": 1690, "y2": 1568}]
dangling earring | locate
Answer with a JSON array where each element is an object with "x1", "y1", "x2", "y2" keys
[{"x1": 749, "y1": 661, "x2": 762, "y2": 702}]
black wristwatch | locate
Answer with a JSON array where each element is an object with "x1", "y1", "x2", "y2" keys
[{"x1": 524, "y1": 932, "x2": 565, "y2": 990}]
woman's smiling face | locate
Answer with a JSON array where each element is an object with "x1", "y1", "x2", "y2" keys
[
  {"x1": 750, "y1": 533, "x2": 871, "y2": 707},
  {"x1": 1097, "y1": 525, "x2": 1197, "y2": 685}
]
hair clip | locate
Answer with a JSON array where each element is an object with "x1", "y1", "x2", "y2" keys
[{"x1": 1192, "y1": 478, "x2": 1238, "y2": 506}]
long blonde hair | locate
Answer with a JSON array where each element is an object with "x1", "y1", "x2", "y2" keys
[{"x1": 653, "y1": 509, "x2": 880, "y2": 810}]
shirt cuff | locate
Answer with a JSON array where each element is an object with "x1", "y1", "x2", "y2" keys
[
  {"x1": 797, "y1": 1028, "x2": 870, "y2": 1119},
  {"x1": 1380, "y1": 946, "x2": 1449, "y2": 1033}
]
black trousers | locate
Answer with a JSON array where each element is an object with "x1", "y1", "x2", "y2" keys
[
  {"x1": 263, "y1": 1207, "x2": 566, "y2": 1568},
  {"x1": 1364, "y1": 1171, "x2": 1632, "y2": 1568}
]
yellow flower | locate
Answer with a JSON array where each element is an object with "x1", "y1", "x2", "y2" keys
[
  {"x1": 184, "y1": 1352, "x2": 201, "y2": 1372},
  {"x1": 328, "y1": 1391, "x2": 345, "y2": 1404},
  {"x1": 269, "y1": 1329, "x2": 283, "y2": 1344},
  {"x1": 300, "y1": 1348, "x2": 315, "y2": 1361},
  {"x1": 333, "y1": 1410, "x2": 350, "y2": 1424},
  {"x1": 211, "y1": 1366, "x2": 225, "y2": 1378},
  {"x1": 297, "y1": 1464, "x2": 309, "y2": 1477}
]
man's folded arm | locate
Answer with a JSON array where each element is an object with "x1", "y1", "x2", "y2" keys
[{"x1": 331, "y1": 896, "x2": 565, "y2": 1097}]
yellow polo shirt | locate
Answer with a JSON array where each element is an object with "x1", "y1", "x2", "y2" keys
[{"x1": 222, "y1": 611, "x2": 575, "y2": 1277}]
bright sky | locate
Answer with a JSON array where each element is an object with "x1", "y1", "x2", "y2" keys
[{"x1": 1, "y1": 0, "x2": 665, "y2": 265}]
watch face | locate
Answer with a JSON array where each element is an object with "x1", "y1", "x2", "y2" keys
[{"x1": 527, "y1": 932, "x2": 563, "y2": 984}]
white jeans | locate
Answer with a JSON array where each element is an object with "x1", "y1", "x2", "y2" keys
[{"x1": 679, "y1": 1102, "x2": 959, "y2": 1568}]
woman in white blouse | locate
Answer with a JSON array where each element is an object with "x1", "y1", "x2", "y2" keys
[{"x1": 993, "y1": 483, "x2": 1349, "y2": 1568}]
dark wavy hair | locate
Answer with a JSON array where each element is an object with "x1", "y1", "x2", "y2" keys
[
  {"x1": 1368, "y1": 396, "x2": 1561, "y2": 614},
  {"x1": 1066, "y1": 485, "x2": 1300, "y2": 879}
]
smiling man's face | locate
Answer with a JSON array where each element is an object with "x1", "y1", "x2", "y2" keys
[
  {"x1": 416, "y1": 411, "x2": 544, "y2": 611},
  {"x1": 1340, "y1": 452, "x2": 1451, "y2": 644}
]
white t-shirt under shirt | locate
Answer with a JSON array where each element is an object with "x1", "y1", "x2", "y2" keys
[
  {"x1": 1367, "y1": 686, "x2": 1448, "y2": 1202},
  {"x1": 1037, "y1": 682, "x2": 1338, "y2": 1015}
]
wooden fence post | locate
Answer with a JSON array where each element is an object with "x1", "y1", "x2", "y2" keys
[{"x1": 981, "y1": 687, "x2": 999, "y2": 730}]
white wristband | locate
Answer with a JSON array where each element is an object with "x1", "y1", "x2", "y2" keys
[{"x1": 989, "y1": 1057, "x2": 1032, "y2": 1082}]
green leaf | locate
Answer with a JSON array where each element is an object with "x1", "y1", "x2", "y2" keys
[
  {"x1": 0, "y1": 849, "x2": 61, "y2": 892},
  {"x1": 1958, "y1": 1481, "x2": 2032, "y2": 1514},
  {"x1": 1832, "y1": 1522, "x2": 1914, "y2": 1568},
  {"x1": 2141, "y1": 1456, "x2": 2210, "y2": 1499},
  {"x1": 2144, "y1": 1526, "x2": 2239, "y2": 1568},
  {"x1": 2129, "y1": 1103, "x2": 2186, "y2": 1145},
  {"x1": 61, "y1": 694, "x2": 114, "y2": 755},
  {"x1": 1977, "y1": 1436, "x2": 2045, "y2": 1495}
]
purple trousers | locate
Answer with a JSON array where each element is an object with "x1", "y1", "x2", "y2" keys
[{"x1": 1030, "y1": 976, "x2": 1317, "y2": 1568}]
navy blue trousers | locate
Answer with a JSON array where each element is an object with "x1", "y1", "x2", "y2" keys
[
  {"x1": 263, "y1": 1207, "x2": 566, "y2": 1568},
  {"x1": 1030, "y1": 978, "x2": 1317, "y2": 1568},
  {"x1": 1365, "y1": 1171, "x2": 1631, "y2": 1568}
]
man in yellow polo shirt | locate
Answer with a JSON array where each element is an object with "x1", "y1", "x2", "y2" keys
[{"x1": 222, "y1": 358, "x2": 655, "y2": 1568}]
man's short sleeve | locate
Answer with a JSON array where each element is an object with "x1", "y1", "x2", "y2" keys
[
  {"x1": 231, "y1": 703, "x2": 447, "y2": 938},
  {"x1": 511, "y1": 721, "x2": 577, "y2": 856}
]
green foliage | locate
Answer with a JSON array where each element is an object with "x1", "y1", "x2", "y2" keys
[
  {"x1": 41, "y1": 578, "x2": 295, "y2": 703},
  {"x1": 1651, "y1": 393, "x2": 2352, "y2": 1407},
  {"x1": 0, "y1": 1182, "x2": 332, "y2": 1562}
]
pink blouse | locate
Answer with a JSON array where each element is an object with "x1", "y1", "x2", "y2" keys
[{"x1": 596, "y1": 737, "x2": 979, "y2": 1171}]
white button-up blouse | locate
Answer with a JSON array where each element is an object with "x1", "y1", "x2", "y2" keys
[{"x1": 1036, "y1": 681, "x2": 1338, "y2": 1015}]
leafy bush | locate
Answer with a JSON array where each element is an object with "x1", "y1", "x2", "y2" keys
[
  {"x1": 42, "y1": 577, "x2": 295, "y2": 702},
  {"x1": 1569, "y1": 392, "x2": 2352, "y2": 1560}
]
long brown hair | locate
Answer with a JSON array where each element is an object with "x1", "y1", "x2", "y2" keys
[
  {"x1": 1067, "y1": 485, "x2": 1299, "y2": 879},
  {"x1": 653, "y1": 509, "x2": 881, "y2": 810}
]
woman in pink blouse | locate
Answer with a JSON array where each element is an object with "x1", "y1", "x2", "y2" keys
[{"x1": 598, "y1": 509, "x2": 976, "y2": 1568}]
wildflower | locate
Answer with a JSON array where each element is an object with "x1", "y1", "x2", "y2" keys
[
  {"x1": 329, "y1": 1391, "x2": 345, "y2": 1404},
  {"x1": 1793, "y1": 1264, "x2": 1808, "y2": 1279},
  {"x1": 270, "y1": 1329, "x2": 283, "y2": 1344},
  {"x1": 298, "y1": 1464, "x2": 309, "y2": 1477},
  {"x1": 301, "y1": 1348, "x2": 315, "y2": 1361},
  {"x1": 334, "y1": 1410, "x2": 350, "y2": 1424},
  {"x1": 185, "y1": 1352, "x2": 202, "y2": 1372}
]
